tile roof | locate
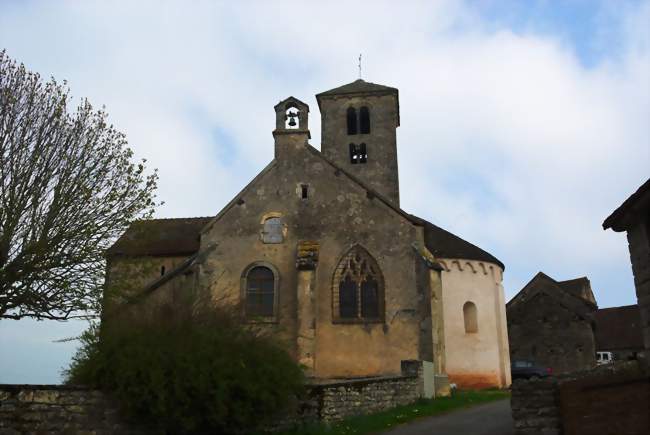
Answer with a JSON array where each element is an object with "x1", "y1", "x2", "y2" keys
[
  {"x1": 106, "y1": 217, "x2": 212, "y2": 257},
  {"x1": 557, "y1": 277, "x2": 597, "y2": 305},
  {"x1": 316, "y1": 79, "x2": 398, "y2": 98},
  {"x1": 507, "y1": 272, "x2": 598, "y2": 319},
  {"x1": 316, "y1": 79, "x2": 400, "y2": 126},
  {"x1": 408, "y1": 215, "x2": 504, "y2": 269},
  {"x1": 594, "y1": 305, "x2": 644, "y2": 351}
]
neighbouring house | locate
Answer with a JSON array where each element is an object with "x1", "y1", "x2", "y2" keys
[
  {"x1": 594, "y1": 304, "x2": 645, "y2": 362},
  {"x1": 105, "y1": 79, "x2": 512, "y2": 389},
  {"x1": 603, "y1": 178, "x2": 650, "y2": 365},
  {"x1": 507, "y1": 272, "x2": 598, "y2": 374}
]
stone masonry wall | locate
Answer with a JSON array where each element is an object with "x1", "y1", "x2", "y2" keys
[
  {"x1": 1, "y1": 367, "x2": 424, "y2": 433},
  {"x1": 313, "y1": 375, "x2": 419, "y2": 422},
  {"x1": 510, "y1": 362, "x2": 649, "y2": 435},
  {"x1": 0, "y1": 385, "x2": 156, "y2": 435},
  {"x1": 627, "y1": 215, "x2": 650, "y2": 364},
  {"x1": 510, "y1": 377, "x2": 562, "y2": 435}
]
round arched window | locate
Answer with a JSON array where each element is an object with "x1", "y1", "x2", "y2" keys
[
  {"x1": 245, "y1": 266, "x2": 275, "y2": 318},
  {"x1": 463, "y1": 301, "x2": 478, "y2": 333}
]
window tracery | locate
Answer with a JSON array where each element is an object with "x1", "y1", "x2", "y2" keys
[{"x1": 332, "y1": 245, "x2": 384, "y2": 322}]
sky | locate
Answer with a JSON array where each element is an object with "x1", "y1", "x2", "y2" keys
[{"x1": 0, "y1": 0, "x2": 648, "y2": 384}]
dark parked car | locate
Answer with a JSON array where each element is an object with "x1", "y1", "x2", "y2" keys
[{"x1": 511, "y1": 360, "x2": 553, "y2": 380}]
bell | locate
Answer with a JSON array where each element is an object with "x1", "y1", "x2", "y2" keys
[{"x1": 288, "y1": 114, "x2": 297, "y2": 127}]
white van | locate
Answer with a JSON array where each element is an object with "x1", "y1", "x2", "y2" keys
[{"x1": 596, "y1": 351, "x2": 613, "y2": 365}]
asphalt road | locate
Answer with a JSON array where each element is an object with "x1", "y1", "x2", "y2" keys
[{"x1": 382, "y1": 399, "x2": 514, "y2": 435}]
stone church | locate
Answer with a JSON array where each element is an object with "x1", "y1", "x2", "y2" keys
[{"x1": 106, "y1": 79, "x2": 511, "y2": 389}]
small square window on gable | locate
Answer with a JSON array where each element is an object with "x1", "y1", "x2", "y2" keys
[
  {"x1": 301, "y1": 184, "x2": 309, "y2": 199},
  {"x1": 261, "y1": 214, "x2": 284, "y2": 244}
]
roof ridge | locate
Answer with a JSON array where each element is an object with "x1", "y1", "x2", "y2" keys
[
  {"x1": 316, "y1": 79, "x2": 398, "y2": 98},
  {"x1": 558, "y1": 276, "x2": 589, "y2": 283},
  {"x1": 508, "y1": 271, "x2": 597, "y2": 312},
  {"x1": 134, "y1": 216, "x2": 213, "y2": 222},
  {"x1": 597, "y1": 304, "x2": 638, "y2": 311}
]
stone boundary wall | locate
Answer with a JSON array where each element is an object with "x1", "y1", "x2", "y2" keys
[
  {"x1": 510, "y1": 377, "x2": 562, "y2": 435},
  {"x1": 1, "y1": 361, "x2": 426, "y2": 433},
  {"x1": 0, "y1": 384, "x2": 157, "y2": 435},
  {"x1": 510, "y1": 362, "x2": 649, "y2": 435},
  {"x1": 310, "y1": 374, "x2": 419, "y2": 422}
]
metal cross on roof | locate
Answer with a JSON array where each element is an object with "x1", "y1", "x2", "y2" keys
[{"x1": 358, "y1": 54, "x2": 362, "y2": 79}]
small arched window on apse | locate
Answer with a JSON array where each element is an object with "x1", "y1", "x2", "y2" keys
[
  {"x1": 347, "y1": 107, "x2": 358, "y2": 135},
  {"x1": 359, "y1": 106, "x2": 370, "y2": 134},
  {"x1": 463, "y1": 301, "x2": 478, "y2": 333},
  {"x1": 261, "y1": 214, "x2": 284, "y2": 244},
  {"x1": 243, "y1": 265, "x2": 277, "y2": 319},
  {"x1": 285, "y1": 104, "x2": 300, "y2": 129}
]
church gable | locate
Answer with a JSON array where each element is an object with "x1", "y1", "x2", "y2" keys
[{"x1": 199, "y1": 141, "x2": 419, "y2": 261}]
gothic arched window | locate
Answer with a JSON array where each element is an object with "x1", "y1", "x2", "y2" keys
[
  {"x1": 347, "y1": 107, "x2": 358, "y2": 135},
  {"x1": 463, "y1": 301, "x2": 478, "y2": 333},
  {"x1": 332, "y1": 245, "x2": 384, "y2": 323},
  {"x1": 243, "y1": 264, "x2": 278, "y2": 319},
  {"x1": 359, "y1": 106, "x2": 370, "y2": 134}
]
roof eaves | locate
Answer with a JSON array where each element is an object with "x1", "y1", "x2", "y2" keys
[{"x1": 603, "y1": 178, "x2": 650, "y2": 231}]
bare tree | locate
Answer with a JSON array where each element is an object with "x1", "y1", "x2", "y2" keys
[{"x1": 0, "y1": 50, "x2": 159, "y2": 320}]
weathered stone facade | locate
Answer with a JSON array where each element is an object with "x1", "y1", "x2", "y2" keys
[
  {"x1": 507, "y1": 272, "x2": 597, "y2": 374},
  {"x1": 105, "y1": 79, "x2": 511, "y2": 389}
]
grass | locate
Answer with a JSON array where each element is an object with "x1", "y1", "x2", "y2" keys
[{"x1": 278, "y1": 389, "x2": 510, "y2": 435}]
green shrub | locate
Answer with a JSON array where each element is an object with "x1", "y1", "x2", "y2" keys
[{"x1": 65, "y1": 294, "x2": 304, "y2": 434}]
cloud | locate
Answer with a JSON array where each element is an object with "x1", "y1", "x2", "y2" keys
[{"x1": 0, "y1": 0, "x2": 648, "y2": 382}]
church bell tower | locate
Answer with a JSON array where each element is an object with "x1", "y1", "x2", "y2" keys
[{"x1": 316, "y1": 79, "x2": 400, "y2": 206}]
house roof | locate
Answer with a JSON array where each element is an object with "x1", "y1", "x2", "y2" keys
[
  {"x1": 106, "y1": 217, "x2": 212, "y2": 257},
  {"x1": 603, "y1": 178, "x2": 650, "y2": 232},
  {"x1": 594, "y1": 305, "x2": 644, "y2": 351},
  {"x1": 557, "y1": 277, "x2": 597, "y2": 305},
  {"x1": 507, "y1": 272, "x2": 598, "y2": 320}
]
